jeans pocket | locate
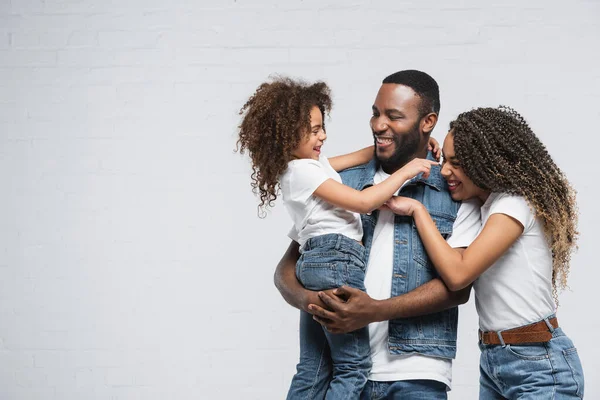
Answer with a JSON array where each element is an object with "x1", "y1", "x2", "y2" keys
[
  {"x1": 562, "y1": 347, "x2": 585, "y2": 398},
  {"x1": 297, "y1": 262, "x2": 338, "y2": 291},
  {"x1": 505, "y1": 344, "x2": 549, "y2": 361}
]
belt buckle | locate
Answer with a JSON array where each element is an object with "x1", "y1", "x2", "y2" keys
[{"x1": 478, "y1": 330, "x2": 483, "y2": 343}]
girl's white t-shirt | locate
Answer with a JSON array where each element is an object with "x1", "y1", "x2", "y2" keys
[
  {"x1": 281, "y1": 154, "x2": 363, "y2": 248},
  {"x1": 474, "y1": 193, "x2": 555, "y2": 332}
]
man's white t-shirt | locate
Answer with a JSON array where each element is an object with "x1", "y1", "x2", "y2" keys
[
  {"x1": 366, "y1": 168, "x2": 482, "y2": 388},
  {"x1": 474, "y1": 193, "x2": 555, "y2": 332},
  {"x1": 282, "y1": 154, "x2": 363, "y2": 247}
]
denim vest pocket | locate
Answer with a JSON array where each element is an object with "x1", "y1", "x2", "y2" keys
[{"x1": 412, "y1": 214, "x2": 454, "y2": 268}]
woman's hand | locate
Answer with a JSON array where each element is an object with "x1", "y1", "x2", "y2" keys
[{"x1": 383, "y1": 196, "x2": 423, "y2": 216}]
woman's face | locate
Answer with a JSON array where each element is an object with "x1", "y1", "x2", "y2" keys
[{"x1": 441, "y1": 132, "x2": 489, "y2": 202}]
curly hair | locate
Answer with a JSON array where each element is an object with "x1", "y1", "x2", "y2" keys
[
  {"x1": 236, "y1": 77, "x2": 332, "y2": 216},
  {"x1": 450, "y1": 106, "x2": 578, "y2": 301}
]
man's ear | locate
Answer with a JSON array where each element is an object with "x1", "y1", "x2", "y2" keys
[{"x1": 421, "y1": 112, "x2": 438, "y2": 135}]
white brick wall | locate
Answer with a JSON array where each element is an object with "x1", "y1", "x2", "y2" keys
[{"x1": 1, "y1": 0, "x2": 598, "y2": 399}]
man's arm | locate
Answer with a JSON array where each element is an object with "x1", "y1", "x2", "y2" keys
[
  {"x1": 378, "y1": 278, "x2": 471, "y2": 319},
  {"x1": 310, "y1": 277, "x2": 471, "y2": 334},
  {"x1": 379, "y1": 247, "x2": 471, "y2": 318},
  {"x1": 274, "y1": 240, "x2": 328, "y2": 312},
  {"x1": 328, "y1": 146, "x2": 373, "y2": 172}
]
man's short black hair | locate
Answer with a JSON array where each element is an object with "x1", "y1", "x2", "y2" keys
[{"x1": 382, "y1": 70, "x2": 440, "y2": 117}]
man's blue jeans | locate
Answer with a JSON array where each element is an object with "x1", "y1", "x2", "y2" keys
[
  {"x1": 360, "y1": 379, "x2": 448, "y2": 400},
  {"x1": 479, "y1": 324, "x2": 584, "y2": 399},
  {"x1": 287, "y1": 234, "x2": 371, "y2": 400}
]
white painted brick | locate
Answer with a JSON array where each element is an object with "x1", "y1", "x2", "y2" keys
[
  {"x1": 0, "y1": 351, "x2": 35, "y2": 369},
  {"x1": 57, "y1": 49, "x2": 114, "y2": 67},
  {"x1": 75, "y1": 368, "x2": 106, "y2": 388},
  {"x1": 98, "y1": 31, "x2": 162, "y2": 49},
  {"x1": 66, "y1": 30, "x2": 99, "y2": 47},
  {"x1": 0, "y1": 1, "x2": 11, "y2": 14},
  {"x1": 0, "y1": 50, "x2": 57, "y2": 66},
  {"x1": 0, "y1": 33, "x2": 8, "y2": 49},
  {"x1": 15, "y1": 368, "x2": 48, "y2": 387},
  {"x1": 11, "y1": 0, "x2": 45, "y2": 14},
  {"x1": 105, "y1": 368, "x2": 134, "y2": 387},
  {"x1": 112, "y1": 48, "x2": 176, "y2": 66},
  {"x1": 10, "y1": 32, "x2": 40, "y2": 48},
  {"x1": 0, "y1": 387, "x2": 56, "y2": 400}
]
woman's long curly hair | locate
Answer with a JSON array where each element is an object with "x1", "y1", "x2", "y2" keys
[
  {"x1": 450, "y1": 106, "x2": 578, "y2": 301},
  {"x1": 237, "y1": 77, "x2": 332, "y2": 217}
]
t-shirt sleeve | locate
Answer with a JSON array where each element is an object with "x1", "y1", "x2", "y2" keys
[
  {"x1": 446, "y1": 199, "x2": 482, "y2": 248},
  {"x1": 287, "y1": 159, "x2": 330, "y2": 205},
  {"x1": 287, "y1": 225, "x2": 300, "y2": 243},
  {"x1": 488, "y1": 194, "x2": 534, "y2": 232}
]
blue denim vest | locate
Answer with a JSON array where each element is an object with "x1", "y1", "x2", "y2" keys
[{"x1": 340, "y1": 153, "x2": 460, "y2": 359}]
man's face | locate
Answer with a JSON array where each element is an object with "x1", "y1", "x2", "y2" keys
[{"x1": 370, "y1": 84, "x2": 426, "y2": 172}]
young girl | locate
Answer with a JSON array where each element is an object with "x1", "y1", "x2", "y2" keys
[
  {"x1": 384, "y1": 106, "x2": 585, "y2": 399},
  {"x1": 237, "y1": 77, "x2": 437, "y2": 399}
]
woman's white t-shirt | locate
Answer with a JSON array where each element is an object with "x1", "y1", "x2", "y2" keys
[
  {"x1": 281, "y1": 154, "x2": 363, "y2": 248},
  {"x1": 474, "y1": 193, "x2": 556, "y2": 332}
]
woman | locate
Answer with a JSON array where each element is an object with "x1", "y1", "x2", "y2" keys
[{"x1": 384, "y1": 106, "x2": 584, "y2": 399}]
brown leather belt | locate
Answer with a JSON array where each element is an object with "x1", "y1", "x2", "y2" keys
[{"x1": 479, "y1": 317, "x2": 559, "y2": 345}]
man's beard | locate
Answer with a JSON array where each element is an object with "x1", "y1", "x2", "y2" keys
[{"x1": 377, "y1": 121, "x2": 422, "y2": 173}]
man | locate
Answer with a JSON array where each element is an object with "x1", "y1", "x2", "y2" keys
[{"x1": 275, "y1": 70, "x2": 481, "y2": 399}]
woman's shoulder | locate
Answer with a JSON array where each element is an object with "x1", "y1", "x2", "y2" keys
[{"x1": 485, "y1": 192, "x2": 535, "y2": 231}]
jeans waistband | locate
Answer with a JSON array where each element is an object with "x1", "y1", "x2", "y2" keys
[{"x1": 302, "y1": 233, "x2": 365, "y2": 260}]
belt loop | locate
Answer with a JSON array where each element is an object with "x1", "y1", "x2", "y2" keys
[
  {"x1": 497, "y1": 331, "x2": 506, "y2": 347},
  {"x1": 336, "y1": 234, "x2": 342, "y2": 250},
  {"x1": 544, "y1": 317, "x2": 555, "y2": 333}
]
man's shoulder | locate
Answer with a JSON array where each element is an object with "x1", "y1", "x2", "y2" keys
[{"x1": 339, "y1": 159, "x2": 377, "y2": 189}]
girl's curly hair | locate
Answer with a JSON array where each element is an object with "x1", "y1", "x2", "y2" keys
[
  {"x1": 236, "y1": 77, "x2": 332, "y2": 217},
  {"x1": 450, "y1": 106, "x2": 578, "y2": 302}
]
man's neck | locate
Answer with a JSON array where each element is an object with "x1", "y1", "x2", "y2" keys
[{"x1": 380, "y1": 147, "x2": 428, "y2": 175}]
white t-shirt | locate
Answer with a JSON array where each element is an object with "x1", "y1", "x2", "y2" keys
[
  {"x1": 366, "y1": 168, "x2": 482, "y2": 388},
  {"x1": 474, "y1": 193, "x2": 555, "y2": 332},
  {"x1": 282, "y1": 155, "x2": 363, "y2": 248}
]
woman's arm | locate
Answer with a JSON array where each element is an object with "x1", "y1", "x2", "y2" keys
[
  {"x1": 385, "y1": 198, "x2": 524, "y2": 291},
  {"x1": 313, "y1": 158, "x2": 437, "y2": 214},
  {"x1": 328, "y1": 146, "x2": 374, "y2": 172}
]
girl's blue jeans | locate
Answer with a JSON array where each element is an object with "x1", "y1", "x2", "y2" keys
[{"x1": 287, "y1": 233, "x2": 371, "y2": 400}]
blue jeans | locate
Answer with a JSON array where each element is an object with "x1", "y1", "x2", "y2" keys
[
  {"x1": 479, "y1": 322, "x2": 584, "y2": 399},
  {"x1": 360, "y1": 380, "x2": 448, "y2": 400},
  {"x1": 287, "y1": 234, "x2": 371, "y2": 400}
]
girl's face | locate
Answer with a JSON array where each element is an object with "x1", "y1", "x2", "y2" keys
[
  {"x1": 441, "y1": 132, "x2": 489, "y2": 202},
  {"x1": 292, "y1": 106, "x2": 327, "y2": 160}
]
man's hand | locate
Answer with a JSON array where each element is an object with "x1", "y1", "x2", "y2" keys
[
  {"x1": 300, "y1": 288, "x2": 334, "y2": 314},
  {"x1": 427, "y1": 137, "x2": 441, "y2": 161},
  {"x1": 307, "y1": 286, "x2": 380, "y2": 334}
]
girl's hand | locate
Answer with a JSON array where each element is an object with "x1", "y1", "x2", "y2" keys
[
  {"x1": 427, "y1": 137, "x2": 441, "y2": 161},
  {"x1": 399, "y1": 158, "x2": 438, "y2": 180},
  {"x1": 384, "y1": 196, "x2": 422, "y2": 216}
]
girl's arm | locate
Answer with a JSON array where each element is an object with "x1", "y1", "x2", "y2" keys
[
  {"x1": 384, "y1": 197, "x2": 524, "y2": 291},
  {"x1": 313, "y1": 158, "x2": 437, "y2": 214},
  {"x1": 328, "y1": 146, "x2": 374, "y2": 172}
]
